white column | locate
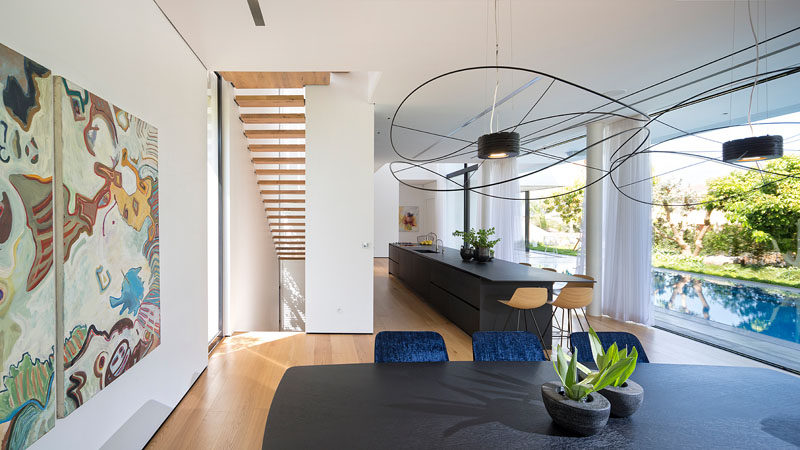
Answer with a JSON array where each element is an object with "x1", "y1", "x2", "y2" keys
[{"x1": 585, "y1": 121, "x2": 605, "y2": 317}]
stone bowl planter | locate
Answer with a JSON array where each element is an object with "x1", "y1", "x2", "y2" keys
[
  {"x1": 474, "y1": 247, "x2": 491, "y2": 263},
  {"x1": 599, "y1": 380, "x2": 643, "y2": 418},
  {"x1": 541, "y1": 382, "x2": 610, "y2": 436}
]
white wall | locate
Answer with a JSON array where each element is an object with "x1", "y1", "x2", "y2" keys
[
  {"x1": 306, "y1": 73, "x2": 374, "y2": 333},
  {"x1": 373, "y1": 164, "x2": 398, "y2": 257},
  {"x1": 0, "y1": 1, "x2": 209, "y2": 448},
  {"x1": 399, "y1": 183, "x2": 435, "y2": 242},
  {"x1": 221, "y1": 82, "x2": 280, "y2": 333}
]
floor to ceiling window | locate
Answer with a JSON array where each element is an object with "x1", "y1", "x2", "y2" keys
[
  {"x1": 520, "y1": 142, "x2": 587, "y2": 274},
  {"x1": 650, "y1": 111, "x2": 800, "y2": 372}
]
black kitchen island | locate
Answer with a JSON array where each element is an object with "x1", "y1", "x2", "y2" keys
[{"x1": 389, "y1": 243, "x2": 591, "y2": 348}]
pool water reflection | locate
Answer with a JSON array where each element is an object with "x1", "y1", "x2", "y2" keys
[{"x1": 653, "y1": 269, "x2": 800, "y2": 344}]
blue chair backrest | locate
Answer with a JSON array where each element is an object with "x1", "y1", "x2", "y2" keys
[
  {"x1": 472, "y1": 331, "x2": 546, "y2": 362},
  {"x1": 570, "y1": 332, "x2": 650, "y2": 363},
  {"x1": 374, "y1": 331, "x2": 449, "y2": 363}
]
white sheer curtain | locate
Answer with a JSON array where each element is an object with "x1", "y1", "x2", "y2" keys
[
  {"x1": 601, "y1": 117, "x2": 653, "y2": 325},
  {"x1": 482, "y1": 158, "x2": 523, "y2": 261},
  {"x1": 575, "y1": 194, "x2": 587, "y2": 275}
]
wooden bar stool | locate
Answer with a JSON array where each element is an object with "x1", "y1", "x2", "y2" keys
[
  {"x1": 497, "y1": 288, "x2": 548, "y2": 350},
  {"x1": 545, "y1": 274, "x2": 594, "y2": 349}
]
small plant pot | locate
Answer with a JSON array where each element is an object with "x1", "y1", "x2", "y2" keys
[
  {"x1": 460, "y1": 246, "x2": 474, "y2": 262},
  {"x1": 475, "y1": 247, "x2": 491, "y2": 263},
  {"x1": 541, "y1": 382, "x2": 610, "y2": 436},
  {"x1": 599, "y1": 380, "x2": 643, "y2": 418}
]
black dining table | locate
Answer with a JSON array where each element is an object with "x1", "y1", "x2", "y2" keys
[{"x1": 262, "y1": 361, "x2": 800, "y2": 449}]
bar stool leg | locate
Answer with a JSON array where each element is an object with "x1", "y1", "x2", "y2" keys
[
  {"x1": 502, "y1": 309, "x2": 513, "y2": 331},
  {"x1": 527, "y1": 309, "x2": 547, "y2": 352}
]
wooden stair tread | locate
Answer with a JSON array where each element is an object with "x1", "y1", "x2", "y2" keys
[
  {"x1": 245, "y1": 129, "x2": 306, "y2": 139},
  {"x1": 241, "y1": 113, "x2": 305, "y2": 124},
  {"x1": 260, "y1": 190, "x2": 305, "y2": 195},
  {"x1": 235, "y1": 95, "x2": 304, "y2": 107},
  {"x1": 250, "y1": 146, "x2": 306, "y2": 153},
  {"x1": 253, "y1": 157, "x2": 305, "y2": 165}
]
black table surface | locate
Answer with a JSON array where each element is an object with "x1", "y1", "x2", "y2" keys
[
  {"x1": 262, "y1": 361, "x2": 800, "y2": 449},
  {"x1": 391, "y1": 244, "x2": 590, "y2": 284}
]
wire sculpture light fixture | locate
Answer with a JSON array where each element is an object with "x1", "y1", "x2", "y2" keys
[{"x1": 387, "y1": 20, "x2": 800, "y2": 208}]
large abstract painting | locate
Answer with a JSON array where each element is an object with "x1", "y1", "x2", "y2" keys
[
  {"x1": 55, "y1": 77, "x2": 159, "y2": 416},
  {"x1": 0, "y1": 43, "x2": 56, "y2": 449}
]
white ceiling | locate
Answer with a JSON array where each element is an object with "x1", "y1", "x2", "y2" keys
[{"x1": 157, "y1": 0, "x2": 800, "y2": 170}]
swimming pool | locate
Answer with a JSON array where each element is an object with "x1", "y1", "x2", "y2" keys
[{"x1": 652, "y1": 269, "x2": 800, "y2": 344}]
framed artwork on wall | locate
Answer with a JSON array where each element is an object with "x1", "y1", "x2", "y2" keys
[
  {"x1": 399, "y1": 206, "x2": 419, "y2": 232},
  {"x1": 0, "y1": 42, "x2": 56, "y2": 449},
  {"x1": 55, "y1": 76, "x2": 160, "y2": 417}
]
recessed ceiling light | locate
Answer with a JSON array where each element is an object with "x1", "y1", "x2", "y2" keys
[{"x1": 247, "y1": 0, "x2": 265, "y2": 26}]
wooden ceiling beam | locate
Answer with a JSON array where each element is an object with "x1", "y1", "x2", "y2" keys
[
  {"x1": 249, "y1": 145, "x2": 305, "y2": 153},
  {"x1": 220, "y1": 72, "x2": 330, "y2": 89},
  {"x1": 245, "y1": 129, "x2": 305, "y2": 139},
  {"x1": 241, "y1": 113, "x2": 305, "y2": 124},
  {"x1": 265, "y1": 207, "x2": 305, "y2": 212},
  {"x1": 270, "y1": 223, "x2": 305, "y2": 227},
  {"x1": 268, "y1": 215, "x2": 305, "y2": 219},
  {"x1": 235, "y1": 95, "x2": 304, "y2": 107},
  {"x1": 253, "y1": 157, "x2": 305, "y2": 165}
]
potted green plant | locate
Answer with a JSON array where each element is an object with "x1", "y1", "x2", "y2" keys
[
  {"x1": 579, "y1": 329, "x2": 643, "y2": 418},
  {"x1": 474, "y1": 227, "x2": 500, "y2": 262},
  {"x1": 452, "y1": 229, "x2": 475, "y2": 261},
  {"x1": 541, "y1": 345, "x2": 636, "y2": 436}
]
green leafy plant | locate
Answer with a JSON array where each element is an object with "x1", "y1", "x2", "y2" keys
[
  {"x1": 581, "y1": 329, "x2": 638, "y2": 388},
  {"x1": 551, "y1": 342, "x2": 637, "y2": 402},
  {"x1": 452, "y1": 229, "x2": 475, "y2": 247},
  {"x1": 474, "y1": 227, "x2": 501, "y2": 249}
]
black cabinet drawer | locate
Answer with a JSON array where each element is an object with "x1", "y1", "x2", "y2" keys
[
  {"x1": 447, "y1": 295, "x2": 479, "y2": 336},
  {"x1": 428, "y1": 283, "x2": 449, "y2": 313},
  {"x1": 389, "y1": 259, "x2": 398, "y2": 275},
  {"x1": 429, "y1": 282, "x2": 479, "y2": 336},
  {"x1": 431, "y1": 265, "x2": 480, "y2": 308}
]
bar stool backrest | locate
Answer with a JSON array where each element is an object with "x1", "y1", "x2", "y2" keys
[{"x1": 507, "y1": 288, "x2": 548, "y2": 309}]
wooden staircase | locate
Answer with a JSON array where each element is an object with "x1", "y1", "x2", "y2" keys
[{"x1": 222, "y1": 72, "x2": 331, "y2": 261}]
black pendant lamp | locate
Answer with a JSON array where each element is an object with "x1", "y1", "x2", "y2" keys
[
  {"x1": 477, "y1": 131, "x2": 520, "y2": 159},
  {"x1": 722, "y1": 135, "x2": 783, "y2": 163}
]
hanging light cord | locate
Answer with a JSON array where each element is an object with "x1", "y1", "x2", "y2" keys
[
  {"x1": 489, "y1": 0, "x2": 500, "y2": 133},
  {"x1": 746, "y1": 0, "x2": 759, "y2": 136}
]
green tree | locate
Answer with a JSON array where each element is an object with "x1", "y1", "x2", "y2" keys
[
  {"x1": 543, "y1": 182, "x2": 584, "y2": 232},
  {"x1": 652, "y1": 178, "x2": 713, "y2": 256},
  {"x1": 707, "y1": 155, "x2": 800, "y2": 265}
]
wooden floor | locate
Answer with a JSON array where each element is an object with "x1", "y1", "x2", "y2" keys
[{"x1": 147, "y1": 258, "x2": 768, "y2": 449}]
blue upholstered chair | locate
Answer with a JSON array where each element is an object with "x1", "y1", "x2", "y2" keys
[
  {"x1": 374, "y1": 331, "x2": 449, "y2": 363},
  {"x1": 472, "y1": 331, "x2": 546, "y2": 362},
  {"x1": 569, "y1": 331, "x2": 650, "y2": 363}
]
